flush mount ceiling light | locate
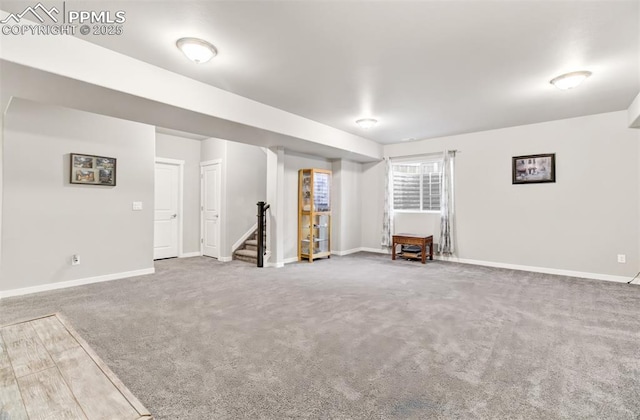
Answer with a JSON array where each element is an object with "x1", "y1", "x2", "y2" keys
[
  {"x1": 550, "y1": 71, "x2": 592, "y2": 90},
  {"x1": 176, "y1": 37, "x2": 218, "y2": 64},
  {"x1": 356, "y1": 118, "x2": 378, "y2": 129}
]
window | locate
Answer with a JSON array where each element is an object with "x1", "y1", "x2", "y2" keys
[{"x1": 392, "y1": 159, "x2": 442, "y2": 211}]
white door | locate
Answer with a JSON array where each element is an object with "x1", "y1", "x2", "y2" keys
[
  {"x1": 202, "y1": 163, "x2": 221, "y2": 258},
  {"x1": 154, "y1": 162, "x2": 179, "y2": 259}
]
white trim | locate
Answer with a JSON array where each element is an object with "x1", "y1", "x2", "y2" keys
[
  {"x1": 156, "y1": 157, "x2": 185, "y2": 166},
  {"x1": 155, "y1": 158, "x2": 185, "y2": 259},
  {"x1": 326, "y1": 248, "x2": 633, "y2": 283},
  {"x1": 179, "y1": 252, "x2": 201, "y2": 258},
  {"x1": 265, "y1": 262, "x2": 285, "y2": 268},
  {"x1": 360, "y1": 247, "x2": 391, "y2": 254},
  {"x1": 0, "y1": 268, "x2": 155, "y2": 299},
  {"x1": 283, "y1": 256, "x2": 299, "y2": 264},
  {"x1": 265, "y1": 256, "x2": 297, "y2": 267},
  {"x1": 434, "y1": 256, "x2": 634, "y2": 284},
  {"x1": 200, "y1": 159, "x2": 222, "y2": 167},
  {"x1": 393, "y1": 210, "x2": 440, "y2": 215},
  {"x1": 232, "y1": 223, "x2": 258, "y2": 253},
  {"x1": 388, "y1": 152, "x2": 444, "y2": 162},
  {"x1": 266, "y1": 256, "x2": 297, "y2": 267},
  {"x1": 218, "y1": 256, "x2": 233, "y2": 262},
  {"x1": 332, "y1": 248, "x2": 363, "y2": 256}
]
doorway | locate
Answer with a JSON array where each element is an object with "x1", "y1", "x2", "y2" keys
[
  {"x1": 154, "y1": 158, "x2": 184, "y2": 260},
  {"x1": 201, "y1": 160, "x2": 221, "y2": 259}
]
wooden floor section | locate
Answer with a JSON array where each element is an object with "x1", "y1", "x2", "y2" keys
[{"x1": 0, "y1": 314, "x2": 152, "y2": 419}]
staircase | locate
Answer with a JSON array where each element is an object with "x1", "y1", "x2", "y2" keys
[
  {"x1": 234, "y1": 202, "x2": 269, "y2": 266},
  {"x1": 233, "y1": 230, "x2": 259, "y2": 264}
]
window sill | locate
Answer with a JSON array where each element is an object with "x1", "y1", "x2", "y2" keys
[{"x1": 393, "y1": 210, "x2": 440, "y2": 215}]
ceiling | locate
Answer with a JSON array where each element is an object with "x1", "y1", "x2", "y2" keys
[{"x1": 2, "y1": 1, "x2": 639, "y2": 144}]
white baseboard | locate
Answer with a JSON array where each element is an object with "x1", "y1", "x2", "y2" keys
[
  {"x1": 264, "y1": 257, "x2": 297, "y2": 267},
  {"x1": 218, "y1": 256, "x2": 233, "y2": 262},
  {"x1": 435, "y1": 255, "x2": 633, "y2": 284},
  {"x1": 0, "y1": 268, "x2": 155, "y2": 299},
  {"x1": 179, "y1": 252, "x2": 201, "y2": 258},
  {"x1": 283, "y1": 257, "x2": 298, "y2": 265},
  {"x1": 262, "y1": 253, "x2": 293, "y2": 268},
  {"x1": 332, "y1": 248, "x2": 363, "y2": 256},
  {"x1": 265, "y1": 261, "x2": 285, "y2": 268},
  {"x1": 331, "y1": 248, "x2": 632, "y2": 284},
  {"x1": 231, "y1": 223, "x2": 258, "y2": 253},
  {"x1": 360, "y1": 247, "x2": 391, "y2": 254}
]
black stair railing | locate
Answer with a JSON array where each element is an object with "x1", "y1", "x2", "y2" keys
[{"x1": 257, "y1": 201, "x2": 270, "y2": 267}]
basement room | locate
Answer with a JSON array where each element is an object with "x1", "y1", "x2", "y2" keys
[{"x1": 0, "y1": 1, "x2": 639, "y2": 419}]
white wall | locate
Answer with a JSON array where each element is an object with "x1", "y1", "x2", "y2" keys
[
  {"x1": 629, "y1": 92, "x2": 640, "y2": 127},
  {"x1": 2, "y1": 99, "x2": 155, "y2": 292},
  {"x1": 266, "y1": 147, "x2": 285, "y2": 265},
  {"x1": 332, "y1": 160, "x2": 363, "y2": 253},
  {"x1": 394, "y1": 212, "x2": 440, "y2": 242},
  {"x1": 383, "y1": 111, "x2": 639, "y2": 278},
  {"x1": 201, "y1": 138, "x2": 266, "y2": 259},
  {"x1": 343, "y1": 160, "x2": 363, "y2": 251},
  {"x1": 331, "y1": 161, "x2": 343, "y2": 252},
  {"x1": 201, "y1": 138, "x2": 227, "y2": 163},
  {"x1": 155, "y1": 133, "x2": 202, "y2": 254},
  {"x1": 0, "y1": 103, "x2": 5, "y2": 276},
  {"x1": 360, "y1": 161, "x2": 385, "y2": 250},
  {"x1": 284, "y1": 152, "x2": 332, "y2": 260},
  {"x1": 225, "y1": 141, "x2": 267, "y2": 249}
]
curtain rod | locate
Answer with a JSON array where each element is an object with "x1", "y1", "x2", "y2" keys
[{"x1": 387, "y1": 150, "x2": 459, "y2": 161}]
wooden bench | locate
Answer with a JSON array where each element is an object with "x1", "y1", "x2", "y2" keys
[{"x1": 392, "y1": 234, "x2": 434, "y2": 264}]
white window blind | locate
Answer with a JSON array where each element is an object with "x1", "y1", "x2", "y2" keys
[{"x1": 392, "y1": 159, "x2": 442, "y2": 211}]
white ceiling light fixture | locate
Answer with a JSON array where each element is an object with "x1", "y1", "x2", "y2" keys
[
  {"x1": 176, "y1": 37, "x2": 218, "y2": 64},
  {"x1": 356, "y1": 118, "x2": 378, "y2": 129},
  {"x1": 550, "y1": 71, "x2": 592, "y2": 90}
]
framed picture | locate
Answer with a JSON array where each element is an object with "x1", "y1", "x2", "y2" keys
[
  {"x1": 512, "y1": 153, "x2": 555, "y2": 184},
  {"x1": 70, "y1": 153, "x2": 116, "y2": 186}
]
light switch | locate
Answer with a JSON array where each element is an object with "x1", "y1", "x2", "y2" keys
[{"x1": 132, "y1": 201, "x2": 143, "y2": 211}]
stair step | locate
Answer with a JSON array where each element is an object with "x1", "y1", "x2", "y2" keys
[
  {"x1": 235, "y1": 254, "x2": 257, "y2": 264},
  {"x1": 246, "y1": 239, "x2": 258, "y2": 246},
  {"x1": 245, "y1": 244, "x2": 257, "y2": 251},
  {"x1": 235, "y1": 249, "x2": 257, "y2": 258}
]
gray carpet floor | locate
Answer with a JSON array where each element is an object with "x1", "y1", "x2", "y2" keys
[{"x1": 1, "y1": 253, "x2": 639, "y2": 419}]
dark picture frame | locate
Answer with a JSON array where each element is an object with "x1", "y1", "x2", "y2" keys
[
  {"x1": 70, "y1": 153, "x2": 117, "y2": 186},
  {"x1": 512, "y1": 153, "x2": 555, "y2": 184}
]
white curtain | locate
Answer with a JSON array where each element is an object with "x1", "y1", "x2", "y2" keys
[
  {"x1": 439, "y1": 150, "x2": 455, "y2": 254},
  {"x1": 381, "y1": 157, "x2": 394, "y2": 247}
]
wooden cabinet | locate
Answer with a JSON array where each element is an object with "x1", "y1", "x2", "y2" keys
[{"x1": 298, "y1": 168, "x2": 331, "y2": 262}]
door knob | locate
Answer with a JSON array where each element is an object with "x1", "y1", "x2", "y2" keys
[{"x1": 171, "y1": 214, "x2": 177, "y2": 219}]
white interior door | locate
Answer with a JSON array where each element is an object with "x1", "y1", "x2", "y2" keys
[
  {"x1": 202, "y1": 163, "x2": 221, "y2": 258},
  {"x1": 154, "y1": 162, "x2": 179, "y2": 259}
]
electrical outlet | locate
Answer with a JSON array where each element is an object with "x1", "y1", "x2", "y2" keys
[
  {"x1": 617, "y1": 254, "x2": 626, "y2": 264},
  {"x1": 72, "y1": 254, "x2": 80, "y2": 265}
]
